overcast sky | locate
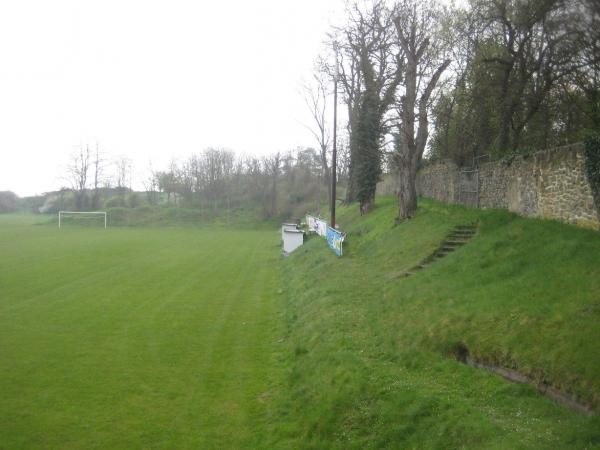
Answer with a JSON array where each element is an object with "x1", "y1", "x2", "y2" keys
[{"x1": 0, "y1": 0, "x2": 347, "y2": 196}]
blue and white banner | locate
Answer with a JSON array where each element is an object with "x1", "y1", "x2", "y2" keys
[{"x1": 327, "y1": 226, "x2": 345, "y2": 256}]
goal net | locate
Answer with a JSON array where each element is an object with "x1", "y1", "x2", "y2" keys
[{"x1": 58, "y1": 211, "x2": 107, "y2": 228}]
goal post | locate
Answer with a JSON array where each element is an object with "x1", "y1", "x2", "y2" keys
[{"x1": 58, "y1": 211, "x2": 107, "y2": 229}]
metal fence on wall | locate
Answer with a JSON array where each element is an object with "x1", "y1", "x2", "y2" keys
[{"x1": 459, "y1": 168, "x2": 479, "y2": 208}]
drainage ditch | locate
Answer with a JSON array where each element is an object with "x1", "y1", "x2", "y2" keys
[{"x1": 452, "y1": 343, "x2": 595, "y2": 416}]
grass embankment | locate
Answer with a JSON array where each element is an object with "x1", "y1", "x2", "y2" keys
[
  {"x1": 105, "y1": 206, "x2": 271, "y2": 228},
  {"x1": 275, "y1": 196, "x2": 600, "y2": 448},
  {"x1": 21, "y1": 205, "x2": 271, "y2": 228},
  {"x1": 43, "y1": 205, "x2": 272, "y2": 229},
  {"x1": 0, "y1": 220, "x2": 282, "y2": 449}
]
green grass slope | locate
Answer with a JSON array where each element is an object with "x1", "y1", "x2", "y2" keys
[
  {"x1": 105, "y1": 205, "x2": 271, "y2": 228},
  {"x1": 274, "y1": 196, "x2": 600, "y2": 449},
  {"x1": 0, "y1": 220, "x2": 282, "y2": 449},
  {"x1": 39, "y1": 206, "x2": 271, "y2": 228}
]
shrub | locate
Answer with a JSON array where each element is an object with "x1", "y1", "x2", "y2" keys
[
  {"x1": 134, "y1": 205, "x2": 154, "y2": 214},
  {"x1": 106, "y1": 207, "x2": 128, "y2": 225},
  {"x1": 126, "y1": 193, "x2": 142, "y2": 208},
  {"x1": 0, "y1": 191, "x2": 19, "y2": 213},
  {"x1": 104, "y1": 196, "x2": 127, "y2": 208}
]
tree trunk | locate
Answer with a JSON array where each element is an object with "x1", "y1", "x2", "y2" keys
[
  {"x1": 360, "y1": 194, "x2": 374, "y2": 215},
  {"x1": 396, "y1": 161, "x2": 417, "y2": 220},
  {"x1": 345, "y1": 136, "x2": 359, "y2": 203},
  {"x1": 270, "y1": 179, "x2": 277, "y2": 217},
  {"x1": 492, "y1": 52, "x2": 517, "y2": 153}
]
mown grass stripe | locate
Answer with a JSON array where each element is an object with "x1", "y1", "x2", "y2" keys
[{"x1": 0, "y1": 223, "x2": 281, "y2": 449}]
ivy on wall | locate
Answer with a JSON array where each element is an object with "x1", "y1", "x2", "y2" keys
[{"x1": 584, "y1": 133, "x2": 600, "y2": 217}]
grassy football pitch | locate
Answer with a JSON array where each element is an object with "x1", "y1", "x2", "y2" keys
[
  {"x1": 2, "y1": 204, "x2": 599, "y2": 449},
  {"x1": 0, "y1": 217, "x2": 281, "y2": 449}
]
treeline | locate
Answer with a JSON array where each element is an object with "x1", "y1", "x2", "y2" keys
[
  {"x1": 147, "y1": 147, "x2": 348, "y2": 219},
  {"x1": 314, "y1": 0, "x2": 599, "y2": 219},
  {"x1": 43, "y1": 146, "x2": 349, "y2": 221},
  {"x1": 429, "y1": 0, "x2": 600, "y2": 164},
  {"x1": 38, "y1": 144, "x2": 137, "y2": 213}
]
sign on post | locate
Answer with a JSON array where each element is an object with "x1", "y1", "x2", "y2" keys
[
  {"x1": 327, "y1": 226, "x2": 345, "y2": 256},
  {"x1": 306, "y1": 214, "x2": 346, "y2": 256},
  {"x1": 306, "y1": 215, "x2": 327, "y2": 237},
  {"x1": 315, "y1": 218, "x2": 327, "y2": 237},
  {"x1": 306, "y1": 215, "x2": 318, "y2": 233}
]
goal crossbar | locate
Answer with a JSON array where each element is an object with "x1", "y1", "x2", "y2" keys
[{"x1": 58, "y1": 211, "x2": 107, "y2": 228}]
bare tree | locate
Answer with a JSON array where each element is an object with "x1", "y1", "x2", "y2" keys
[
  {"x1": 393, "y1": 0, "x2": 451, "y2": 220},
  {"x1": 199, "y1": 148, "x2": 235, "y2": 210},
  {"x1": 67, "y1": 145, "x2": 91, "y2": 210},
  {"x1": 265, "y1": 152, "x2": 282, "y2": 218},
  {"x1": 113, "y1": 156, "x2": 133, "y2": 194},
  {"x1": 142, "y1": 162, "x2": 160, "y2": 205},
  {"x1": 476, "y1": 0, "x2": 587, "y2": 151},
  {"x1": 302, "y1": 69, "x2": 331, "y2": 202},
  {"x1": 91, "y1": 143, "x2": 106, "y2": 209},
  {"x1": 563, "y1": 0, "x2": 600, "y2": 130}
]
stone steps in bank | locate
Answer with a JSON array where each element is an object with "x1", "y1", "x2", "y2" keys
[{"x1": 400, "y1": 224, "x2": 478, "y2": 277}]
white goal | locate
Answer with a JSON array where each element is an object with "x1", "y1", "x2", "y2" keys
[{"x1": 58, "y1": 211, "x2": 107, "y2": 229}]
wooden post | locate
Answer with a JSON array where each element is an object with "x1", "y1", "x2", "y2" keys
[{"x1": 330, "y1": 44, "x2": 338, "y2": 229}]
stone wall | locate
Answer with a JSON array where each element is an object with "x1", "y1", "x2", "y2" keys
[
  {"x1": 416, "y1": 160, "x2": 461, "y2": 204},
  {"x1": 416, "y1": 144, "x2": 599, "y2": 230}
]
